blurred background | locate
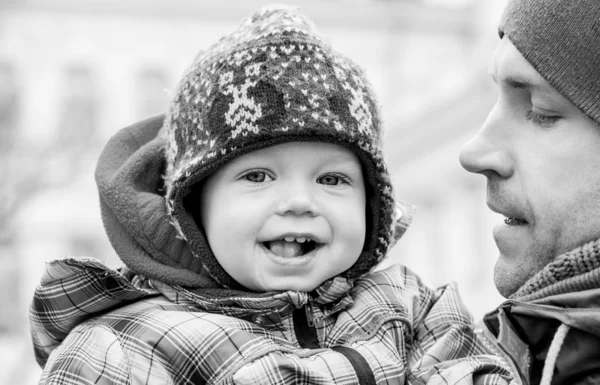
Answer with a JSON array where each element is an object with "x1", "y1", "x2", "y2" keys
[{"x1": 1, "y1": 0, "x2": 509, "y2": 382}]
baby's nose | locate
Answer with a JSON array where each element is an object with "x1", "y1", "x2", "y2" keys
[{"x1": 276, "y1": 182, "x2": 318, "y2": 216}]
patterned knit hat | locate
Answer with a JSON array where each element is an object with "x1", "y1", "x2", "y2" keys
[
  {"x1": 499, "y1": 0, "x2": 600, "y2": 125},
  {"x1": 163, "y1": 5, "x2": 406, "y2": 290}
]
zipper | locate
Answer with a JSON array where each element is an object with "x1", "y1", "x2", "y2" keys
[
  {"x1": 305, "y1": 300, "x2": 315, "y2": 327},
  {"x1": 292, "y1": 299, "x2": 320, "y2": 349},
  {"x1": 476, "y1": 318, "x2": 527, "y2": 385}
]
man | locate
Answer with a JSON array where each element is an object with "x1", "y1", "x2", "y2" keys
[{"x1": 459, "y1": 0, "x2": 600, "y2": 384}]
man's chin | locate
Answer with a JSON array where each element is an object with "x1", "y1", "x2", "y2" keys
[{"x1": 493, "y1": 255, "x2": 533, "y2": 298}]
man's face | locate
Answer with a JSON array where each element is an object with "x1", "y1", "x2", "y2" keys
[
  {"x1": 459, "y1": 38, "x2": 600, "y2": 297},
  {"x1": 199, "y1": 141, "x2": 366, "y2": 292}
]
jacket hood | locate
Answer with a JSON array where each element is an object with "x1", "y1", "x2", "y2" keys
[
  {"x1": 482, "y1": 285, "x2": 600, "y2": 385},
  {"x1": 95, "y1": 114, "x2": 218, "y2": 288},
  {"x1": 96, "y1": 114, "x2": 414, "y2": 290}
]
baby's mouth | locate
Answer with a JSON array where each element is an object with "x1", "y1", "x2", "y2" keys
[{"x1": 263, "y1": 237, "x2": 320, "y2": 258}]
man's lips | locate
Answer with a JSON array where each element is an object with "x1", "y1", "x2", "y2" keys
[
  {"x1": 503, "y1": 217, "x2": 528, "y2": 226},
  {"x1": 487, "y1": 201, "x2": 529, "y2": 225}
]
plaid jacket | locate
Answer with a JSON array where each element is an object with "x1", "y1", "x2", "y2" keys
[{"x1": 30, "y1": 257, "x2": 513, "y2": 385}]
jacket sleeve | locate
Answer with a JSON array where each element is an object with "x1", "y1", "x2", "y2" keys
[
  {"x1": 40, "y1": 318, "x2": 200, "y2": 385},
  {"x1": 230, "y1": 349, "x2": 368, "y2": 385},
  {"x1": 41, "y1": 328, "x2": 371, "y2": 385},
  {"x1": 407, "y1": 283, "x2": 515, "y2": 385},
  {"x1": 40, "y1": 323, "x2": 134, "y2": 385}
]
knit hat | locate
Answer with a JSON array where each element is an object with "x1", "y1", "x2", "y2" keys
[
  {"x1": 163, "y1": 5, "x2": 407, "y2": 290},
  {"x1": 499, "y1": 0, "x2": 600, "y2": 125}
]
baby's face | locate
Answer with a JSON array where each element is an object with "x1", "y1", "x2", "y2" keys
[{"x1": 199, "y1": 141, "x2": 366, "y2": 292}]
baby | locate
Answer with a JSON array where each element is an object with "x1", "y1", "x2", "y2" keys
[{"x1": 30, "y1": 5, "x2": 512, "y2": 384}]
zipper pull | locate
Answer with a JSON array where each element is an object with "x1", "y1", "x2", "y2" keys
[{"x1": 305, "y1": 300, "x2": 315, "y2": 328}]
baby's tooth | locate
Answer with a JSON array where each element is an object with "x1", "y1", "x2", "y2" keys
[
  {"x1": 284, "y1": 237, "x2": 295, "y2": 242},
  {"x1": 296, "y1": 237, "x2": 306, "y2": 243}
]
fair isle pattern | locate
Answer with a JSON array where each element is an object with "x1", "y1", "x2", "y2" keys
[
  {"x1": 162, "y1": 5, "x2": 398, "y2": 287},
  {"x1": 31, "y1": 258, "x2": 513, "y2": 384}
]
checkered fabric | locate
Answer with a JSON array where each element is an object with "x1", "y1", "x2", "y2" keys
[{"x1": 31, "y1": 258, "x2": 514, "y2": 384}]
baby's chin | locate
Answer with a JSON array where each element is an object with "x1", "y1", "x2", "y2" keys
[{"x1": 248, "y1": 278, "x2": 324, "y2": 293}]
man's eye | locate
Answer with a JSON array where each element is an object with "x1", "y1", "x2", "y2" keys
[
  {"x1": 243, "y1": 171, "x2": 268, "y2": 183},
  {"x1": 526, "y1": 110, "x2": 561, "y2": 127},
  {"x1": 317, "y1": 174, "x2": 348, "y2": 186}
]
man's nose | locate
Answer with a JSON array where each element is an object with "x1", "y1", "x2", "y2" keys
[
  {"x1": 458, "y1": 107, "x2": 513, "y2": 179},
  {"x1": 276, "y1": 180, "x2": 318, "y2": 217}
]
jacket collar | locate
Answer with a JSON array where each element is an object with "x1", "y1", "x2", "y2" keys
[
  {"x1": 147, "y1": 275, "x2": 355, "y2": 320},
  {"x1": 30, "y1": 257, "x2": 355, "y2": 366},
  {"x1": 509, "y1": 237, "x2": 600, "y2": 301},
  {"x1": 483, "y1": 239, "x2": 600, "y2": 385},
  {"x1": 484, "y1": 238, "x2": 600, "y2": 339}
]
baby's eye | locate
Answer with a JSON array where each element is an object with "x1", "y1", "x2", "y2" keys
[
  {"x1": 243, "y1": 171, "x2": 271, "y2": 183},
  {"x1": 317, "y1": 174, "x2": 349, "y2": 186}
]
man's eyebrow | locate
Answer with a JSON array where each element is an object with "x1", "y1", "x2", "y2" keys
[
  {"x1": 490, "y1": 70, "x2": 545, "y2": 92},
  {"x1": 504, "y1": 76, "x2": 546, "y2": 91}
]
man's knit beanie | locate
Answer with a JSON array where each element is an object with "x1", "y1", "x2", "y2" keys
[
  {"x1": 161, "y1": 5, "x2": 407, "y2": 290},
  {"x1": 499, "y1": 0, "x2": 600, "y2": 126}
]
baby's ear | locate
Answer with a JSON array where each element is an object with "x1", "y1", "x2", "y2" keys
[{"x1": 389, "y1": 201, "x2": 417, "y2": 249}]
